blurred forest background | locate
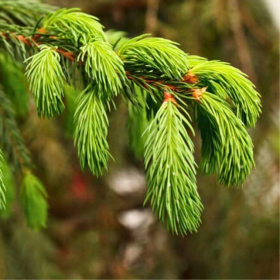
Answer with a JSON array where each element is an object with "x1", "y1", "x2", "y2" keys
[{"x1": 0, "y1": 0, "x2": 279, "y2": 279}]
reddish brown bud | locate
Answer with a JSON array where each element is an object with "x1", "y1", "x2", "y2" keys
[
  {"x1": 56, "y1": 49, "x2": 77, "y2": 61},
  {"x1": 192, "y1": 87, "x2": 207, "y2": 101},
  {"x1": 163, "y1": 92, "x2": 177, "y2": 105},
  {"x1": 33, "y1": 27, "x2": 47, "y2": 40},
  {"x1": 1, "y1": 32, "x2": 8, "y2": 38},
  {"x1": 182, "y1": 72, "x2": 199, "y2": 84},
  {"x1": 165, "y1": 84, "x2": 177, "y2": 91},
  {"x1": 17, "y1": 35, "x2": 31, "y2": 46}
]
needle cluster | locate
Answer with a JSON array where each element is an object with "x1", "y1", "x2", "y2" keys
[{"x1": 0, "y1": 0, "x2": 261, "y2": 235}]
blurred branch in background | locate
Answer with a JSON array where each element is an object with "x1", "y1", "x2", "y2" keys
[
  {"x1": 228, "y1": 0, "x2": 256, "y2": 82},
  {"x1": 145, "y1": 0, "x2": 159, "y2": 33},
  {"x1": 0, "y1": 0, "x2": 279, "y2": 279}
]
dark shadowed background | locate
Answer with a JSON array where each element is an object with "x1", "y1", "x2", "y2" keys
[{"x1": 0, "y1": 0, "x2": 279, "y2": 279}]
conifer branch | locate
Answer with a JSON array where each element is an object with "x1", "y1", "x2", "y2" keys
[
  {"x1": 42, "y1": 8, "x2": 106, "y2": 44},
  {"x1": 0, "y1": 0, "x2": 54, "y2": 26},
  {"x1": 0, "y1": 87, "x2": 31, "y2": 170},
  {"x1": 127, "y1": 86, "x2": 149, "y2": 158},
  {"x1": 0, "y1": 157, "x2": 15, "y2": 217},
  {"x1": 195, "y1": 91, "x2": 255, "y2": 186},
  {"x1": 0, "y1": 53, "x2": 29, "y2": 116},
  {"x1": 144, "y1": 93, "x2": 203, "y2": 235},
  {"x1": 78, "y1": 40, "x2": 125, "y2": 101},
  {"x1": 0, "y1": 2, "x2": 262, "y2": 235},
  {"x1": 25, "y1": 44, "x2": 66, "y2": 118},
  {"x1": 188, "y1": 59, "x2": 261, "y2": 127},
  {"x1": 74, "y1": 86, "x2": 111, "y2": 176},
  {"x1": 118, "y1": 35, "x2": 188, "y2": 80},
  {"x1": 20, "y1": 171, "x2": 48, "y2": 229}
]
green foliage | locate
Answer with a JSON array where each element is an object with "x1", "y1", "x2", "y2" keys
[
  {"x1": 42, "y1": 8, "x2": 105, "y2": 44},
  {"x1": 0, "y1": 0, "x2": 53, "y2": 59},
  {"x1": 0, "y1": 53, "x2": 29, "y2": 116},
  {"x1": 64, "y1": 84, "x2": 78, "y2": 136},
  {"x1": 118, "y1": 35, "x2": 188, "y2": 80},
  {"x1": 0, "y1": 0, "x2": 53, "y2": 26},
  {"x1": 144, "y1": 100, "x2": 203, "y2": 235},
  {"x1": 0, "y1": 87, "x2": 31, "y2": 170},
  {"x1": 74, "y1": 86, "x2": 111, "y2": 176},
  {"x1": 197, "y1": 92, "x2": 255, "y2": 186},
  {"x1": 105, "y1": 29, "x2": 128, "y2": 47},
  {"x1": 0, "y1": 2, "x2": 262, "y2": 235},
  {"x1": 25, "y1": 45, "x2": 66, "y2": 118},
  {"x1": 187, "y1": 55, "x2": 207, "y2": 67},
  {"x1": 20, "y1": 172, "x2": 48, "y2": 229},
  {"x1": 127, "y1": 87, "x2": 149, "y2": 158},
  {"x1": 0, "y1": 157, "x2": 15, "y2": 217},
  {"x1": 190, "y1": 59, "x2": 261, "y2": 127},
  {"x1": 0, "y1": 28, "x2": 29, "y2": 60},
  {"x1": 78, "y1": 40, "x2": 125, "y2": 101}
]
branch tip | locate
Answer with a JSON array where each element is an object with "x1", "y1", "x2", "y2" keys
[
  {"x1": 192, "y1": 87, "x2": 207, "y2": 101},
  {"x1": 163, "y1": 91, "x2": 177, "y2": 105},
  {"x1": 182, "y1": 71, "x2": 199, "y2": 84}
]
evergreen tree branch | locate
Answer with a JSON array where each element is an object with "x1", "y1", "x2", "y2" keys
[
  {"x1": 194, "y1": 90, "x2": 255, "y2": 186},
  {"x1": 20, "y1": 171, "x2": 48, "y2": 229},
  {"x1": 78, "y1": 40, "x2": 126, "y2": 101},
  {"x1": 0, "y1": 0, "x2": 54, "y2": 26},
  {"x1": 144, "y1": 92, "x2": 203, "y2": 235},
  {"x1": 74, "y1": 85, "x2": 111, "y2": 176},
  {"x1": 0, "y1": 53, "x2": 29, "y2": 116},
  {"x1": 118, "y1": 35, "x2": 188, "y2": 80},
  {"x1": 25, "y1": 44, "x2": 66, "y2": 118},
  {"x1": 42, "y1": 8, "x2": 106, "y2": 44},
  {"x1": 0, "y1": 3, "x2": 262, "y2": 234},
  {"x1": 0, "y1": 157, "x2": 15, "y2": 217},
  {"x1": 0, "y1": 86, "x2": 31, "y2": 170},
  {"x1": 127, "y1": 86, "x2": 150, "y2": 158},
  {"x1": 187, "y1": 58, "x2": 261, "y2": 127}
]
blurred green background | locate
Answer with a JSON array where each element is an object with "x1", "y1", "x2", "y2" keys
[{"x1": 0, "y1": 0, "x2": 279, "y2": 279}]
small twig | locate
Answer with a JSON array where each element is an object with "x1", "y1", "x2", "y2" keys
[{"x1": 4, "y1": 29, "x2": 201, "y2": 96}]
